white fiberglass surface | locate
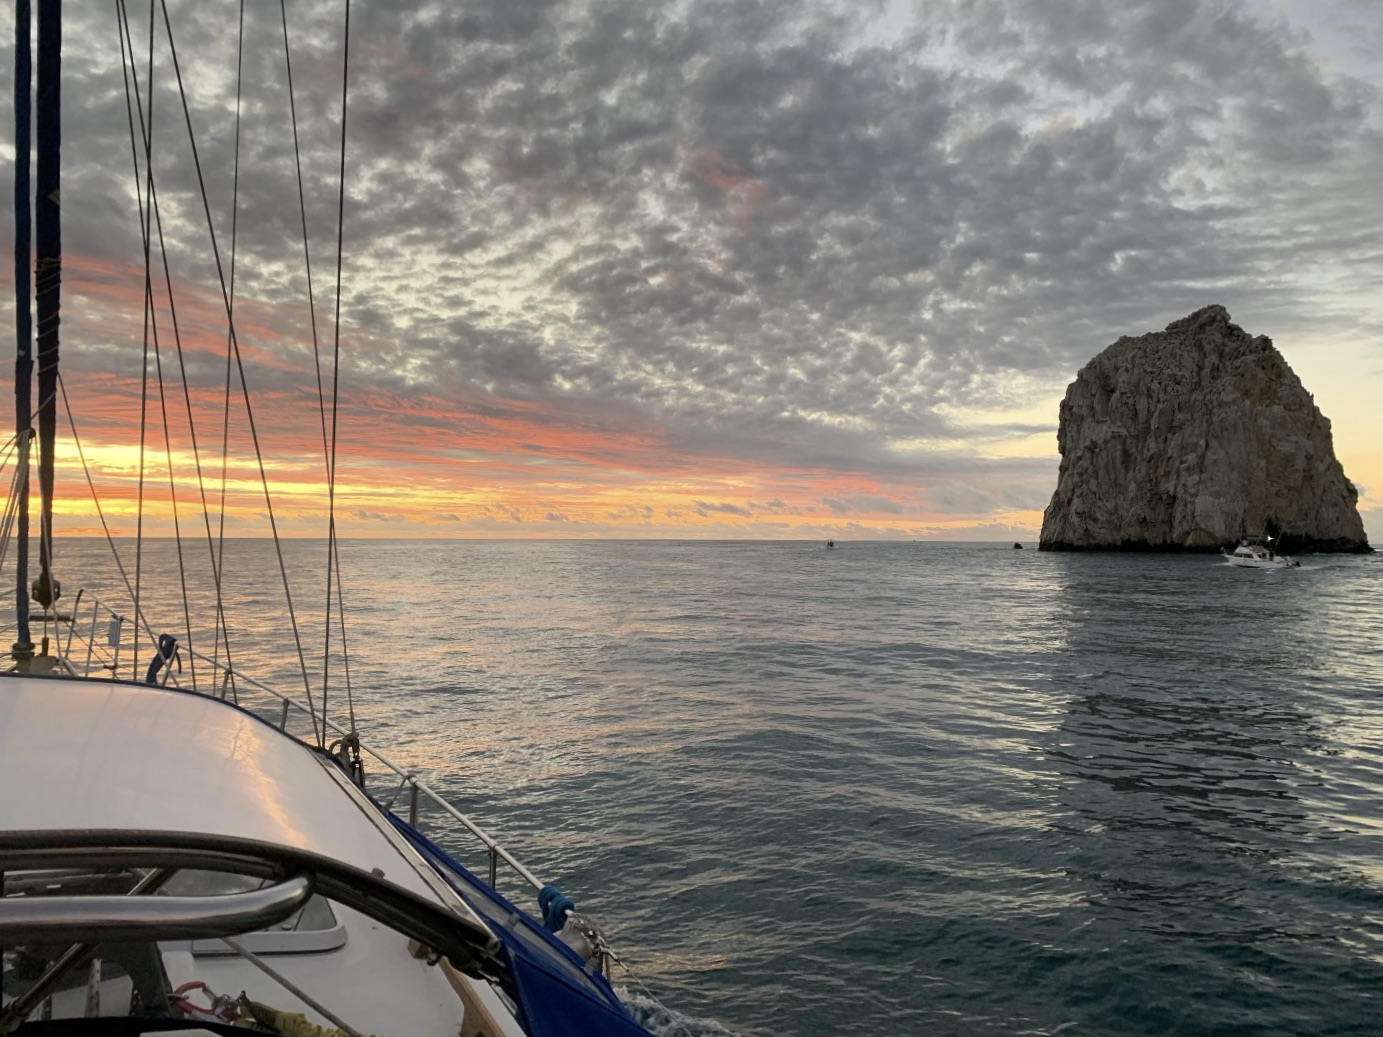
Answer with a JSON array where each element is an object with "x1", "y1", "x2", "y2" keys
[
  {"x1": 0, "y1": 674, "x2": 444, "y2": 905},
  {"x1": 161, "y1": 903, "x2": 476, "y2": 1036}
]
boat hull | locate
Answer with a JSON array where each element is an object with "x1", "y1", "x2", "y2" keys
[{"x1": 1224, "y1": 553, "x2": 1299, "y2": 568}]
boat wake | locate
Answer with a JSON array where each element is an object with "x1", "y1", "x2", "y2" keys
[{"x1": 619, "y1": 988, "x2": 741, "y2": 1037}]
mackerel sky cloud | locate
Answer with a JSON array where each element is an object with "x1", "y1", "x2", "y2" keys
[{"x1": 9, "y1": 0, "x2": 1381, "y2": 539}]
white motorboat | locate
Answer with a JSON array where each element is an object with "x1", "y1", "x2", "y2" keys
[
  {"x1": 0, "y1": 4, "x2": 659, "y2": 1034},
  {"x1": 1222, "y1": 536, "x2": 1300, "y2": 569}
]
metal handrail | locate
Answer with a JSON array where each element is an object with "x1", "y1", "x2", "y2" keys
[{"x1": 0, "y1": 873, "x2": 314, "y2": 943}]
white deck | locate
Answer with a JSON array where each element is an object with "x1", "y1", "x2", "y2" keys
[
  {"x1": 0, "y1": 674, "x2": 465, "y2": 910},
  {"x1": 0, "y1": 672, "x2": 526, "y2": 1036}
]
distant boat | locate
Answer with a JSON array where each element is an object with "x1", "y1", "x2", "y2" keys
[
  {"x1": 1012, "y1": 542, "x2": 1023, "y2": 550},
  {"x1": 826, "y1": 539, "x2": 835, "y2": 549},
  {"x1": 1222, "y1": 536, "x2": 1299, "y2": 569}
]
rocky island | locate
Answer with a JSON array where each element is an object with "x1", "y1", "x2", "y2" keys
[{"x1": 1039, "y1": 305, "x2": 1370, "y2": 553}]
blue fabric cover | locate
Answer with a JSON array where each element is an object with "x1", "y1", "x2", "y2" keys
[{"x1": 387, "y1": 815, "x2": 653, "y2": 1037}]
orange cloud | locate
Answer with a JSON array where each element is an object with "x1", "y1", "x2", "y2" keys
[
  {"x1": 685, "y1": 145, "x2": 766, "y2": 228},
  {"x1": 46, "y1": 371, "x2": 1031, "y2": 538},
  {"x1": 33, "y1": 249, "x2": 1046, "y2": 541}
]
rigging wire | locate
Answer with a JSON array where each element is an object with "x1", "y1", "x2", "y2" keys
[
  {"x1": 324, "y1": 0, "x2": 357, "y2": 737},
  {"x1": 278, "y1": 1, "x2": 328, "y2": 475},
  {"x1": 119, "y1": 0, "x2": 266, "y2": 696},
  {"x1": 152, "y1": 0, "x2": 238, "y2": 694},
  {"x1": 117, "y1": 0, "x2": 200, "y2": 690},
  {"x1": 92, "y1": 2, "x2": 356, "y2": 736},
  {"x1": 0, "y1": 400, "x2": 51, "y2": 596},
  {"x1": 0, "y1": 435, "x2": 31, "y2": 578},
  {"x1": 114, "y1": 9, "x2": 197, "y2": 690},
  {"x1": 278, "y1": 0, "x2": 357, "y2": 740},
  {"x1": 211, "y1": 0, "x2": 248, "y2": 699},
  {"x1": 57, "y1": 375, "x2": 167, "y2": 663},
  {"x1": 146, "y1": 277, "x2": 198, "y2": 692},
  {"x1": 156, "y1": 0, "x2": 321, "y2": 746},
  {"x1": 0, "y1": 428, "x2": 24, "y2": 472},
  {"x1": 131, "y1": 0, "x2": 155, "y2": 683}
]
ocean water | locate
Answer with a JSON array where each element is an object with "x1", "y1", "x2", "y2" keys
[{"x1": 37, "y1": 538, "x2": 1383, "y2": 1036}]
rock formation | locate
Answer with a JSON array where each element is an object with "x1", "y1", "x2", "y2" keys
[{"x1": 1039, "y1": 305, "x2": 1370, "y2": 553}]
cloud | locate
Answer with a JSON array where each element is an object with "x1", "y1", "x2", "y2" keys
[
  {"x1": 928, "y1": 483, "x2": 1000, "y2": 516},
  {"x1": 17, "y1": 0, "x2": 1379, "y2": 538},
  {"x1": 821, "y1": 493, "x2": 909, "y2": 515},
  {"x1": 693, "y1": 500, "x2": 752, "y2": 518}
]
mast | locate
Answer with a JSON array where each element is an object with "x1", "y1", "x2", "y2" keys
[
  {"x1": 12, "y1": 0, "x2": 32, "y2": 656},
  {"x1": 32, "y1": 0, "x2": 59, "y2": 613}
]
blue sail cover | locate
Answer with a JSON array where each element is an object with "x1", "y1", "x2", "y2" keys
[{"x1": 388, "y1": 816, "x2": 654, "y2": 1037}]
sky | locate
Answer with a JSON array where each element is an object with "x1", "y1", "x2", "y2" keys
[{"x1": 3, "y1": 0, "x2": 1380, "y2": 541}]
